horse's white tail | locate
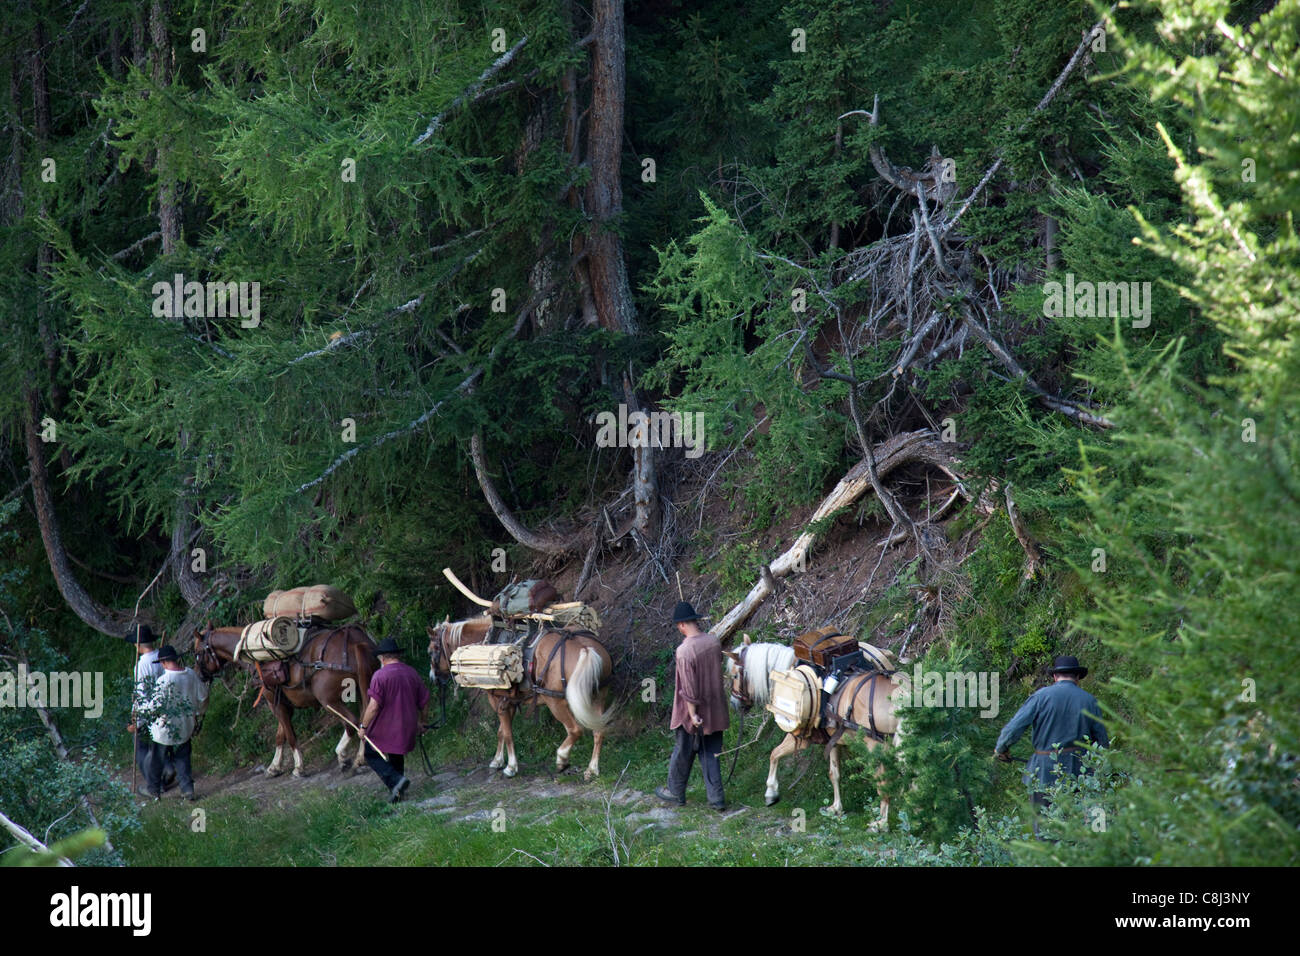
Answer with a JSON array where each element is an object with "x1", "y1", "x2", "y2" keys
[{"x1": 566, "y1": 647, "x2": 614, "y2": 733}]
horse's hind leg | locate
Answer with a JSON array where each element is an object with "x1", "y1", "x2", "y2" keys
[
  {"x1": 585, "y1": 728, "x2": 604, "y2": 782},
  {"x1": 765, "y1": 733, "x2": 804, "y2": 806},
  {"x1": 549, "y1": 699, "x2": 582, "y2": 774}
]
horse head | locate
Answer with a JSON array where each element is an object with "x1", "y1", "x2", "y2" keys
[
  {"x1": 427, "y1": 617, "x2": 451, "y2": 683},
  {"x1": 725, "y1": 636, "x2": 795, "y2": 714},
  {"x1": 723, "y1": 633, "x2": 754, "y2": 713},
  {"x1": 192, "y1": 624, "x2": 240, "y2": 683}
]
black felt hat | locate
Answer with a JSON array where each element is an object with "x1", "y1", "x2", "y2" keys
[
  {"x1": 156, "y1": 644, "x2": 180, "y2": 663},
  {"x1": 1050, "y1": 655, "x2": 1088, "y2": 678},
  {"x1": 127, "y1": 624, "x2": 156, "y2": 645},
  {"x1": 671, "y1": 601, "x2": 704, "y2": 624},
  {"x1": 375, "y1": 637, "x2": 403, "y2": 656}
]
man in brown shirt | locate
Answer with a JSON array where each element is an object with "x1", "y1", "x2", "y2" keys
[{"x1": 655, "y1": 601, "x2": 729, "y2": 811}]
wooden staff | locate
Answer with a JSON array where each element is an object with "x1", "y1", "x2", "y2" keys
[{"x1": 323, "y1": 703, "x2": 389, "y2": 761}]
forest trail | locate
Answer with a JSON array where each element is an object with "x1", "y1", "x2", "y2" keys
[{"x1": 120, "y1": 746, "x2": 879, "y2": 859}]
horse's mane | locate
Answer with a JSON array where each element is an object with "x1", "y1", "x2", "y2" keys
[
  {"x1": 441, "y1": 620, "x2": 468, "y2": 652},
  {"x1": 742, "y1": 643, "x2": 796, "y2": 708}
]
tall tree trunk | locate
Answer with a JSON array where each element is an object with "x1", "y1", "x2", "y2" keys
[
  {"x1": 582, "y1": 0, "x2": 658, "y2": 539},
  {"x1": 148, "y1": 1, "x2": 204, "y2": 606},
  {"x1": 23, "y1": 388, "x2": 129, "y2": 637},
  {"x1": 150, "y1": 0, "x2": 180, "y2": 253},
  {"x1": 584, "y1": 0, "x2": 637, "y2": 336}
]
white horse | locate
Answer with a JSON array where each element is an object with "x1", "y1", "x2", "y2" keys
[{"x1": 724, "y1": 635, "x2": 908, "y2": 826}]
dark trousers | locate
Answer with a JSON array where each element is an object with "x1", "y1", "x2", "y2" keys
[
  {"x1": 364, "y1": 743, "x2": 406, "y2": 790},
  {"x1": 146, "y1": 739, "x2": 192, "y2": 795},
  {"x1": 135, "y1": 730, "x2": 174, "y2": 787},
  {"x1": 666, "y1": 728, "x2": 725, "y2": 807},
  {"x1": 1031, "y1": 791, "x2": 1051, "y2": 839}
]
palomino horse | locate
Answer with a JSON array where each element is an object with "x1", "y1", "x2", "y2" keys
[
  {"x1": 724, "y1": 635, "x2": 909, "y2": 826},
  {"x1": 193, "y1": 624, "x2": 378, "y2": 778},
  {"x1": 427, "y1": 614, "x2": 613, "y2": 781}
]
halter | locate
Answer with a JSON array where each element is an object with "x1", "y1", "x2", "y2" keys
[
  {"x1": 194, "y1": 629, "x2": 225, "y2": 684},
  {"x1": 428, "y1": 625, "x2": 451, "y2": 686},
  {"x1": 729, "y1": 642, "x2": 753, "y2": 712}
]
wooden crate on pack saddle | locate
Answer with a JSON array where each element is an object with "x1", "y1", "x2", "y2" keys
[{"x1": 793, "y1": 627, "x2": 859, "y2": 670}]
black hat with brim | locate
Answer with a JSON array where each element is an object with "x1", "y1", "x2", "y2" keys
[
  {"x1": 127, "y1": 624, "x2": 156, "y2": 645},
  {"x1": 156, "y1": 644, "x2": 180, "y2": 663},
  {"x1": 375, "y1": 637, "x2": 402, "y2": 656},
  {"x1": 1050, "y1": 655, "x2": 1088, "y2": 678},
  {"x1": 671, "y1": 601, "x2": 704, "y2": 624}
]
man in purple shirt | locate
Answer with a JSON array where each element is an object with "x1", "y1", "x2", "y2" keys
[{"x1": 358, "y1": 637, "x2": 430, "y2": 802}]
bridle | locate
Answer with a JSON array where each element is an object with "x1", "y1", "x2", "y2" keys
[
  {"x1": 193, "y1": 628, "x2": 227, "y2": 684},
  {"x1": 729, "y1": 642, "x2": 753, "y2": 713},
  {"x1": 427, "y1": 624, "x2": 451, "y2": 685}
]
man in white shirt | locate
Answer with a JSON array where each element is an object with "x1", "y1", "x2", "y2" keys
[
  {"x1": 127, "y1": 624, "x2": 175, "y2": 795},
  {"x1": 144, "y1": 644, "x2": 209, "y2": 801}
]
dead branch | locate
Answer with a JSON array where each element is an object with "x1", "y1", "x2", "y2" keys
[
  {"x1": 943, "y1": 6, "x2": 1116, "y2": 235},
  {"x1": 713, "y1": 429, "x2": 960, "y2": 644},
  {"x1": 17, "y1": 651, "x2": 115, "y2": 856},
  {"x1": 413, "y1": 36, "x2": 530, "y2": 146},
  {"x1": 0, "y1": 808, "x2": 73, "y2": 865},
  {"x1": 1004, "y1": 482, "x2": 1043, "y2": 581}
]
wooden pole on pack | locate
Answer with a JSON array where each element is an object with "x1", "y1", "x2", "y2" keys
[{"x1": 442, "y1": 567, "x2": 492, "y2": 607}]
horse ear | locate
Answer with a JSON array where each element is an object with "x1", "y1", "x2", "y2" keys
[
  {"x1": 742, "y1": 633, "x2": 752, "y2": 646},
  {"x1": 723, "y1": 649, "x2": 740, "y2": 663}
]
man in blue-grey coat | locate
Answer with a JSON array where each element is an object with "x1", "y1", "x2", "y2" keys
[{"x1": 994, "y1": 656, "x2": 1108, "y2": 833}]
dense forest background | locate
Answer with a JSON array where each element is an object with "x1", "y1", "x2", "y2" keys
[{"x1": 1, "y1": 0, "x2": 1296, "y2": 867}]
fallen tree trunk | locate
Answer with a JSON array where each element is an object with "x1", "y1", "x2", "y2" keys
[{"x1": 713, "y1": 429, "x2": 960, "y2": 644}]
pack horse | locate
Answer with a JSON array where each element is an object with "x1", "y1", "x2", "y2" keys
[
  {"x1": 193, "y1": 585, "x2": 379, "y2": 778},
  {"x1": 725, "y1": 630, "x2": 909, "y2": 826},
  {"x1": 429, "y1": 571, "x2": 614, "y2": 780}
]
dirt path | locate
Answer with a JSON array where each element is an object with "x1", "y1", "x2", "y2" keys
[{"x1": 131, "y1": 753, "x2": 797, "y2": 847}]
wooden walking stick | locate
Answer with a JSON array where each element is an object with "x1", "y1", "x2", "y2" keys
[{"x1": 322, "y1": 703, "x2": 390, "y2": 761}]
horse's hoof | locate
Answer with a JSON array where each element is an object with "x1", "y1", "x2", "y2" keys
[
  {"x1": 765, "y1": 793, "x2": 780, "y2": 807},
  {"x1": 488, "y1": 759, "x2": 504, "y2": 770},
  {"x1": 819, "y1": 806, "x2": 845, "y2": 819},
  {"x1": 556, "y1": 761, "x2": 570, "y2": 773},
  {"x1": 266, "y1": 768, "x2": 283, "y2": 778},
  {"x1": 502, "y1": 766, "x2": 517, "y2": 778},
  {"x1": 583, "y1": 769, "x2": 597, "y2": 782},
  {"x1": 292, "y1": 770, "x2": 305, "y2": 779}
]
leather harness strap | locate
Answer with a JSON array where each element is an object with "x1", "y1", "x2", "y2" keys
[{"x1": 865, "y1": 672, "x2": 881, "y2": 740}]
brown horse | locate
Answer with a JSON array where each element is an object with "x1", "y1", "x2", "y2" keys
[
  {"x1": 724, "y1": 635, "x2": 909, "y2": 827},
  {"x1": 193, "y1": 623, "x2": 378, "y2": 778},
  {"x1": 427, "y1": 614, "x2": 614, "y2": 781}
]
